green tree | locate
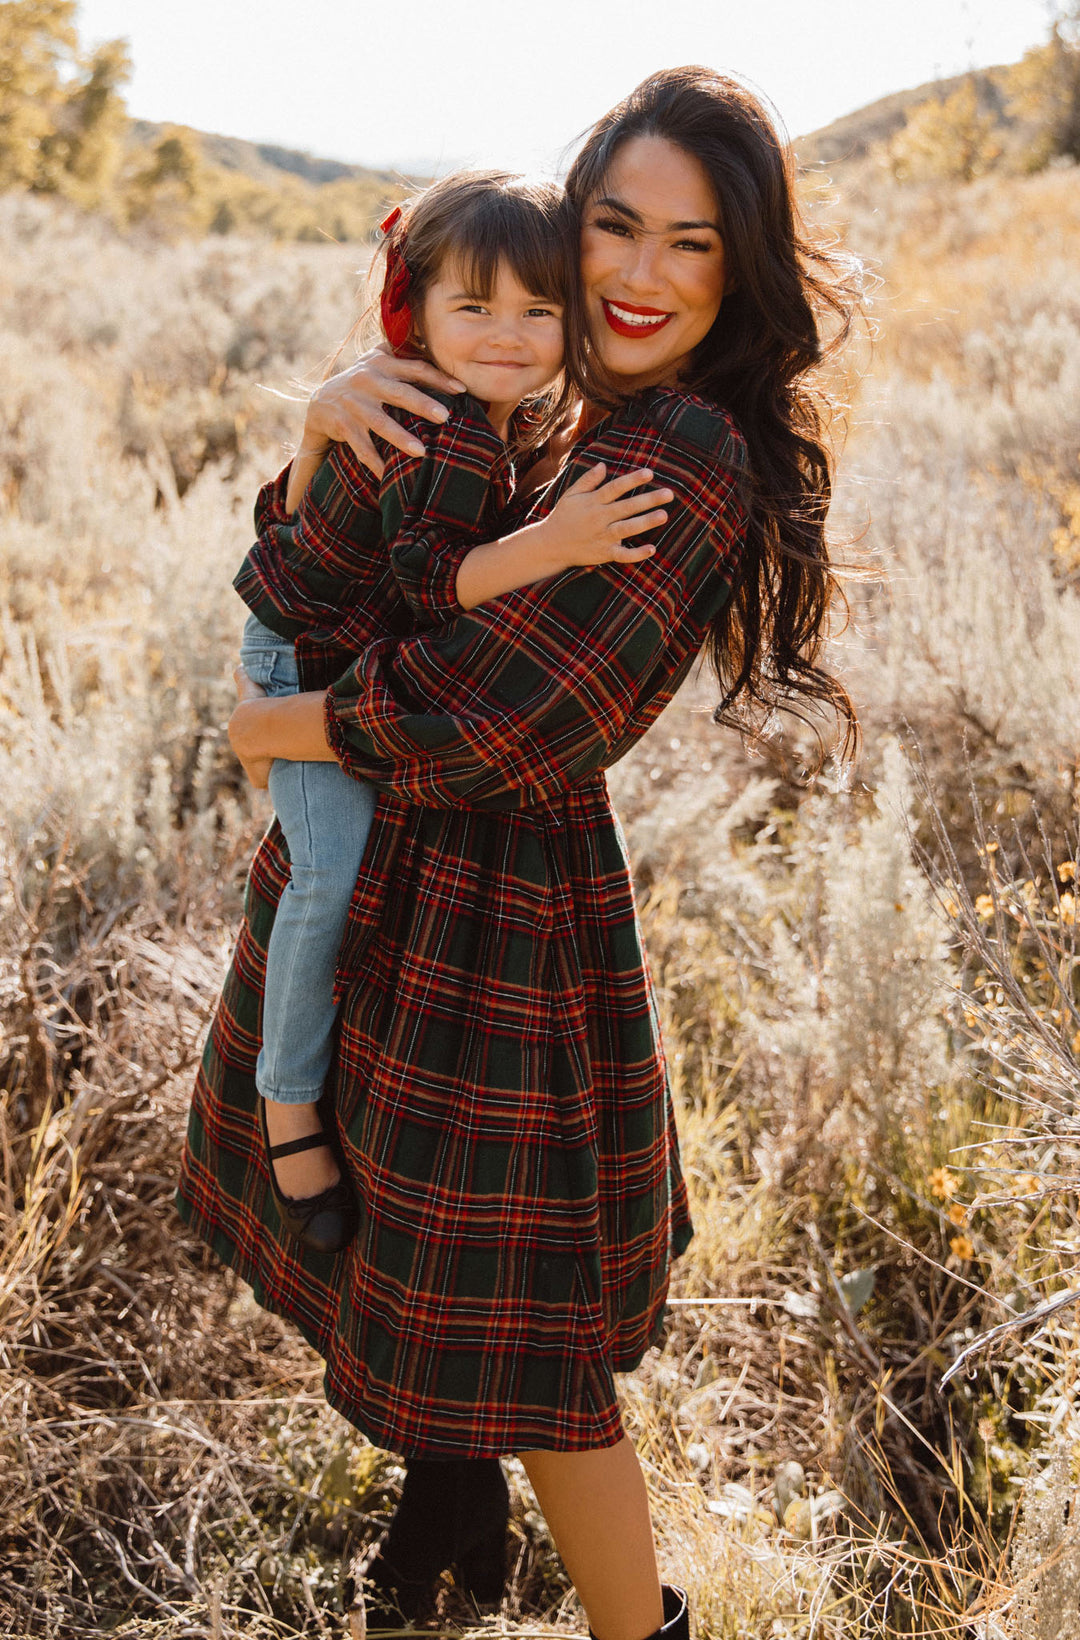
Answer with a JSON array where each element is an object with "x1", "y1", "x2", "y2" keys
[
  {"x1": 0, "y1": 1, "x2": 129, "y2": 205},
  {"x1": 885, "y1": 79, "x2": 1002, "y2": 184},
  {"x1": 1006, "y1": 6, "x2": 1080, "y2": 167},
  {"x1": 0, "y1": 0, "x2": 392, "y2": 237},
  {"x1": 38, "y1": 35, "x2": 130, "y2": 203},
  {"x1": 0, "y1": 0, "x2": 76, "y2": 189},
  {"x1": 124, "y1": 125, "x2": 213, "y2": 233},
  {"x1": 59, "y1": 37, "x2": 129, "y2": 199}
]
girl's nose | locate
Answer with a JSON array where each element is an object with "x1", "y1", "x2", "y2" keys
[{"x1": 489, "y1": 320, "x2": 525, "y2": 349}]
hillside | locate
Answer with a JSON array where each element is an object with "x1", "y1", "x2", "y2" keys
[
  {"x1": 795, "y1": 64, "x2": 1019, "y2": 167},
  {"x1": 137, "y1": 58, "x2": 1031, "y2": 206},
  {"x1": 129, "y1": 118, "x2": 408, "y2": 192},
  {"x1": 135, "y1": 66, "x2": 1017, "y2": 191}
]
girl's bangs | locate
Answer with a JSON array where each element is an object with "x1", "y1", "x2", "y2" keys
[{"x1": 449, "y1": 200, "x2": 569, "y2": 304}]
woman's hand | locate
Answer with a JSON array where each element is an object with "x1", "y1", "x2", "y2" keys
[
  {"x1": 230, "y1": 666, "x2": 273, "y2": 790},
  {"x1": 228, "y1": 672, "x2": 338, "y2": 779},
  {"x1": 286, "y1": 344, "x2": 466, "y2": 508},
  {"x1": 531, "y1": 463, "x2": 673, "y2": 572}
]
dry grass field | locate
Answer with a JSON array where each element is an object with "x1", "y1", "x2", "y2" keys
[{"x1": 3, "y1": 159, "x2": 1080, "y2": 1637}]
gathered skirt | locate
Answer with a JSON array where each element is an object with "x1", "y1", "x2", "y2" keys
[{"x1": 176, "y1": 772, "x2": 693, "y2": 1457}]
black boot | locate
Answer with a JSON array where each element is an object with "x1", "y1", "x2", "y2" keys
[
  {"x1": 589, "y1": 1586, "x2": 689, "y2": 1640},
  {"x1": 453, "y1": 1463, "x2": 511, "y2": 1608},
  {"x1": 351, "y1": 1458, "x2": 510, "y2": 1624},
  {"x1": 653, "y1": 1587, "x2": 690, "y2": 1640}
]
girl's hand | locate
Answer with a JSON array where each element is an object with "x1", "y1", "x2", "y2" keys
[
  {"x1": 294, "y1": 344, "x2": 466, "y2": 483},
  {"x1": 533, "y1": 464, "x2": 673, "y2": 573},
  {"x1": 230, "y1": 666, "x2": 273, "y2": 790}
]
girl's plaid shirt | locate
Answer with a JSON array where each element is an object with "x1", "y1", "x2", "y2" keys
[{"x1": 233, "y1": 391, "x2": 524, "y2": 690}]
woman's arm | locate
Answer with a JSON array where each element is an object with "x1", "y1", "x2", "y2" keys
[
  {"x1": 231, "y1": 402, "x2": 748, "y2": 797},
  {"x1": 230, "y1": 686, "x2": 335, "y2": 772},
  {"x1": 324, "y1": 408, "x2": 749, "y2": 809},
  {"x1": 283, "y1": 345, "x2": 466, "y2": 512}
]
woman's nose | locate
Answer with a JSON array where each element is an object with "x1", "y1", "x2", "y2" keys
[{"x1": 620, "y1": 239, "x2": 664, "y2": 295}]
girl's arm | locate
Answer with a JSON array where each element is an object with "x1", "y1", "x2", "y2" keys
[
  {"x1": 323, "y1": 405, "x2": 669, "y2": 637},
  {"x1": 244, "y1": 399, "x2": 501, "y2": 638},
  {"x1": 452, "y1": 463, "x2": 672, "y2": 612}
]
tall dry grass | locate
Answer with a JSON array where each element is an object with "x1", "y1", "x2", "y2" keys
[{"x1": 2, "y1": 168, "x2": 1080, "y2": 1635}]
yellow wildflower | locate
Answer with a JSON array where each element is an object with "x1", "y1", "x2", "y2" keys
[
  {"x1": 947, "y1": 1203, "x2": 967, "y2": 1226},
  {"x1": 930, "y1": 1167, "x2": 959, "y2": 1200},
  {"x1": 1060, "y1": 892, "x2": 1076, "y2": 926},
  {"x1": 950, "y1": 1234, "x2": 975, "y2": 1260},
  {"x1": 1058, "y1": 861, "x2": 1077, "y2": 883},
  {"x1": 975, "y1": 894, "x2": 995, "y2": 921}
]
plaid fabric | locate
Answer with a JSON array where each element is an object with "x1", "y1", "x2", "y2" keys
[
  {"x1": 177, "y1": 387, "x2": 749, "y2": 1458},
  {"x1": 234, "y1": 392, "x2": 518, "y2": 688}
]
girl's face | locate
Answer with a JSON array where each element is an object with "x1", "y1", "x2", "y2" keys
[
  {"x1": 419, "y1": 261, "x2": 565, "y2": 429},
  {"x1": 580, "y1": 134, "x2": 728, "y2": 392}
]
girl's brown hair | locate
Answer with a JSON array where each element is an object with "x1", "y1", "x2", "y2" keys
[
  {"x1": 564, "y1": 68, "x2": 862, "y2": 757},
  {"x1": 373, "y1": 169, "x2": 577, "y2": 452}
]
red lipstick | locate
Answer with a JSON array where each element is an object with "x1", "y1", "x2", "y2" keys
[{"x1": 601, "y1": 298, "x2": 673, "y2": 338}]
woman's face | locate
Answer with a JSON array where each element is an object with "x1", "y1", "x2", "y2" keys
[{"x1": 579, "y1": 134, "x2": 728, "y2": 392}]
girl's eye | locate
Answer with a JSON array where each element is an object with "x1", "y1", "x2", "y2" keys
[
  {"x1": 526, "y1": 306, "x2": 558, "y2": 318},
  {"x1": 458, "y1": 303, "x2": 488, "y2": 314}
]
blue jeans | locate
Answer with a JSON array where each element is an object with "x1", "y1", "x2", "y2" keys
[{"x1": 238, "y1": 614, "x2": 376, "y2": 1103}]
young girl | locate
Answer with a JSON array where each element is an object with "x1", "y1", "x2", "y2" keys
[{"x1": 233, "y1": 169, "x2": 672, "y2": 1252}]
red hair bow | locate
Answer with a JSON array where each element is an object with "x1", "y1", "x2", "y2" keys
[{"x1": 378, "y1": 205, "x2": 413, "y2": 353}]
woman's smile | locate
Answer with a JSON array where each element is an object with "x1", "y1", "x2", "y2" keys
[{"x1": 600, "y1": 299, "x2": 673, "y2": 337}]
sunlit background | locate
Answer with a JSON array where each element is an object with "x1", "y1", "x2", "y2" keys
[
  {"x1": 76, "y1": 0, "x2": 1053, "y2": 172},
  {"x1": 5, "y1": 1, "x2": 1080, "y2": 1631}
]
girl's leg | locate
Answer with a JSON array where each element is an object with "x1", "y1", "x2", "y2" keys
[
  {"x1": 237, "y1": 617, "x2": 375, "y2": 1201},
  {"x1": 518, "y1": 1436, "x2": 664, "y2": 1640},
  {"x1": 260, "y1": 754, "x2": 375, "y2": 1197}
]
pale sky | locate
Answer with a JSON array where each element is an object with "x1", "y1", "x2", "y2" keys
[{"x1": 76, "y1": 0, "x2": 1055, "y2": 176}]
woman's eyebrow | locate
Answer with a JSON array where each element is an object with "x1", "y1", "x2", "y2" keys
[{"x1": 594, "y1": 194, "x2": 720, "y2": 233}]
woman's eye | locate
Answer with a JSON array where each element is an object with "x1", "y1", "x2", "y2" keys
[
  {"x1": 594, "y1": 217, "x2": 632, "y2": 238},
  {"x1": 674, "y1": 238, "x2": 712, "y2": 253}
]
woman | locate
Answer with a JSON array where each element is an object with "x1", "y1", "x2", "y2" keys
[{"x1": 177, "y1": 66, "x2": 857, "y2": 1640}]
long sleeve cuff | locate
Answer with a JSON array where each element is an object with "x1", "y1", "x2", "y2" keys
[
  {"x1": 390, "y1": 533, "x2": 475, "y2": 627},
  {"x1": 253, "y1": 462, "x2": 295, "y2": 532}
]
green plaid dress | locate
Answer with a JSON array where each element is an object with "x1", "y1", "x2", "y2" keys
[{"x1": 177, "y1": 387, "x2": 749, "y2": 1457}]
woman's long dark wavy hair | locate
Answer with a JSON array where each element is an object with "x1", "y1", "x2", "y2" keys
[{"x1": 564, "y1": 67, "x2": 861, "y2": 757}]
